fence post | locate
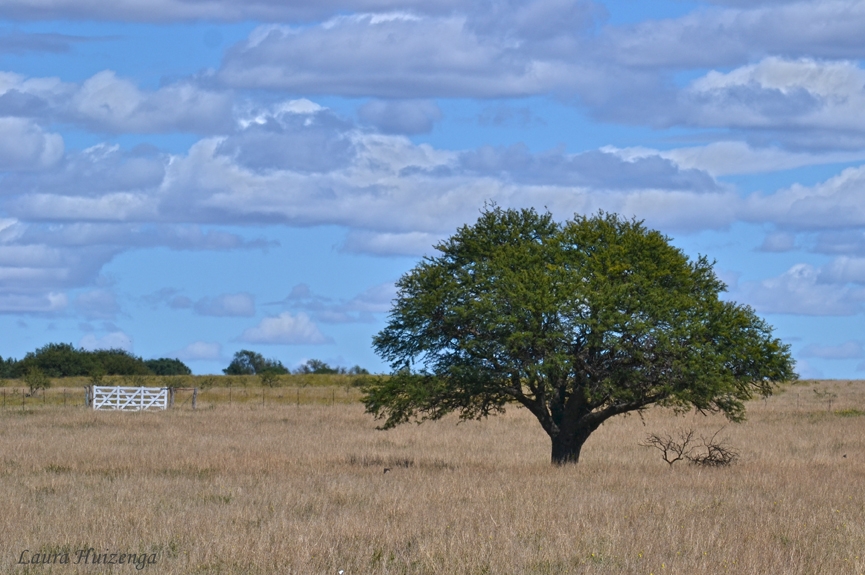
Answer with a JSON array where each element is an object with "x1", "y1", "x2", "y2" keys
[{"x1": 192, "y1": 388, "x2": 197, "y2": 410}]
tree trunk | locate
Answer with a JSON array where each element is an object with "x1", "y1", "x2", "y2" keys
[
  {"x1": 551, "y1": 435, "x2": 582, "y2": 464},
  {"x1": 550, "y1": 429, "x2": 589, "y2": 464}
]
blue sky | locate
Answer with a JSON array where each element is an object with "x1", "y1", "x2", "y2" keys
[{"x1": 1, "y1": 0, "x2": 864, "y2": 378}]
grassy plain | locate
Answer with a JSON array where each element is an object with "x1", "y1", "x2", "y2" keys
[{"x1": 0, "y1": 378, "x2": 863, "y2": 574}]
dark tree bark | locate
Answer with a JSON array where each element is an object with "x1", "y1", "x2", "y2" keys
[
  {"x1": 549, "y1": 417, "x2": 599, "y2": 465},
  {"x1": 551, "y1": 433, "x2": 584, "y2": 465}
]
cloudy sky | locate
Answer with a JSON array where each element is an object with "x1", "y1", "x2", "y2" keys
[{"x1": 1, "y1": 0, "x2": 864, "y2": 377}]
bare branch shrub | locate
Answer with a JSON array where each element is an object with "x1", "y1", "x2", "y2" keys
[
  {"x1": 642, "y1": 428, "x2": 739, "y2": 467},
  {"x1": 813, "y1": 388, "x2": 838, "y2": 412},
  {"x1": 688, "y1": 428, "x2": 739, "y2": 467},
  {"x1": 640, "y1": 429, "x2": 696, "y2": 466}
]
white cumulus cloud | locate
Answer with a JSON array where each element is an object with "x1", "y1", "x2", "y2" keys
[
  {"x1": 239, "y1": 312, "x2": 332, "y2": 345},
  {"x1": 738, "y1": 263, "x2": 865, "y2": 316},
  {"x1": 172, "y1": 341, "x2": 223, "y2": 361},
  {"x1": 0, "y1": 70, "x2": 233, "y2": 135},
  {"x1": 0, "y1": 291, "x2": 67, "y2": 314},
  {"x1": 685, "y1": 58, "x2": 865, "y2": 135},
  {"x1": 0, "y1": 118, "x2": 63, "y2": 170},
  {"x1": 358, "y1": 99, "x2": 442, "y2": 134},
  {"x1": 79, "y1": 331, "x2": 133, "y2": 351}
]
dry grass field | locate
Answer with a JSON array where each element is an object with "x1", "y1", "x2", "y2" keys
[{"x1": 1, "y1": 378, "x2": 863, "y2": 574}]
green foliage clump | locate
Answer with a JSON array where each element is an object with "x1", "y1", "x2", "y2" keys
[
  {"x1": 0, "y1": 355, "x2": 19, "y2": 378},
  {"x1": 0, "y1": 343, "x2": 189, "y2": 379},
  {"x1": 90, "y1": 349, "x2": 151, "y2": 376},
  {"x1": 145, "y1": 358, "x2": 192, "y2": 376},
  {"x1": 223, "y1": 350, "x2": 288, "y2": 375},
  {"x1": 12, "y1": 343, "x2": 151, "y2": 378},
  {"x1": 259, "y1": 371, "x2": 282, "y2": 388},
  {"x1": 295, "y1": 359, "x2": 369, "y2": 375},
  {"x1": 23, "y1": 366, "x2": 51, "y2": 396},
  {"x1": 20, "y1": 343, "x2": 92, "y2": 377}
]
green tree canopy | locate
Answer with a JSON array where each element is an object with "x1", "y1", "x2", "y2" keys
[
  {"x1": 295, "y1": 359, "x2": 341, "y2": 374},
  {"x1": 15, "y1": 343, "x2": 150, "y2": 378},
  {"x1": 145, "y1": 358, "x2": 192, "y2": 376},
  {"x1": 294, "y1": 359, "x2": 369, "y2": 375},
  {"x1": 23, "y1": 366, "x2": 51, "y2": 396},
  {"x1": 223, "y1": 350, "x2": 266, "y2": 375},
  {"x1": 365, "y1": 207, "x2": 796, "y2": 464},
  {"x1": 0, "y1": 356, "x2": 16, "y2": 379},
  {"x1": 90, "y1": 349, "x2": 151, "y2": 376},
  {"x1": 19, "y1": 343, "x2": 94, "y2": 377},
  {"x1": 223, "y1": 350, "x2": 288, "y2": 375}
]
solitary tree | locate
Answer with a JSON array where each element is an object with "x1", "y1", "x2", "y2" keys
[
  {"x1": 223, "y1": 350, "x2": 266, "y2": 375},
  {"x1": 365, "y1": 207, "x2": 796, "y2": 464},
  {"x1": 24, "y1": 366, "x2": 51, "y2": 397},
  {"x1": 223, "y1": 350, "x2": 289, "y2": 375}
]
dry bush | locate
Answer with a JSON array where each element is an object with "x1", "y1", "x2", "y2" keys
[
  {"x1": 640, "y1": 428, "x2": 696, "y2": 466},
  {"x1": 0, "y1": 379, "x2": 863, "y2": 574},
  {"x1": 688, "y1": 428, "x2": 739, "y2": 467},
  {"x1": 642, "y1": 427, "x2": 739, "y2": 467}
]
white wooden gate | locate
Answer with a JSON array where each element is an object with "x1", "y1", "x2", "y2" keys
[{"x1": 91, "y1": 386, "x2": 169, "y2": 411}]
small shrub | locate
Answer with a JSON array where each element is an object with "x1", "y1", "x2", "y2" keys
[
  {"x1": 259, "y1": 371, "x2": 281, "y2": 388},
  {"x1": 197, "y1": 376, "x2": 218, "y2": 390},
  {"x1": 295, "y1": 359, "x2": 342, "y2": 374},
  {"x1": 813, "y1": 389, "x2": 838, "y2": 411},
  {"x1": 640, "y1": 429, "x2": 696, "y2": 466},
  {"x1": 161, "y1": 376, "x2": 187, "y2": 390},
  {"x1": 88, "y1": 365, "x2": 106, "y2": 386},
  {"x1": 23, "y1": 367, "x2": 51, "y2": 396},
  {"x1": 122, "y1": 374, "x2": 148, "y2": 387}
]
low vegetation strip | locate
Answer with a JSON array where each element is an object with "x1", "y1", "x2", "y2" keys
[
  {"x1": 0, "y1": 379, "x2": 863, "y2": 574},
  {"x1": 0, "y1": 378, "x2": 367, "y2": 408}
]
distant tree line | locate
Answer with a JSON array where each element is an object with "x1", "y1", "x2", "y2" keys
[
  {"x1": 0, "y1": 343, "x2": 370, "y2": 381},
  {"x1": 0, "y1": 343, "x2": 191, "y2": 379},
  {"x1": 223, "y1": 350, "x2": 369, "y2": 376}
]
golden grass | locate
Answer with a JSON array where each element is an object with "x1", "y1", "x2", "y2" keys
[
  {"x1": 0, "y1": 374, "x2": 365, "y2": 408},
  {"x1": 1, "y1": 379, "x2": 863, "y2": 574}
]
